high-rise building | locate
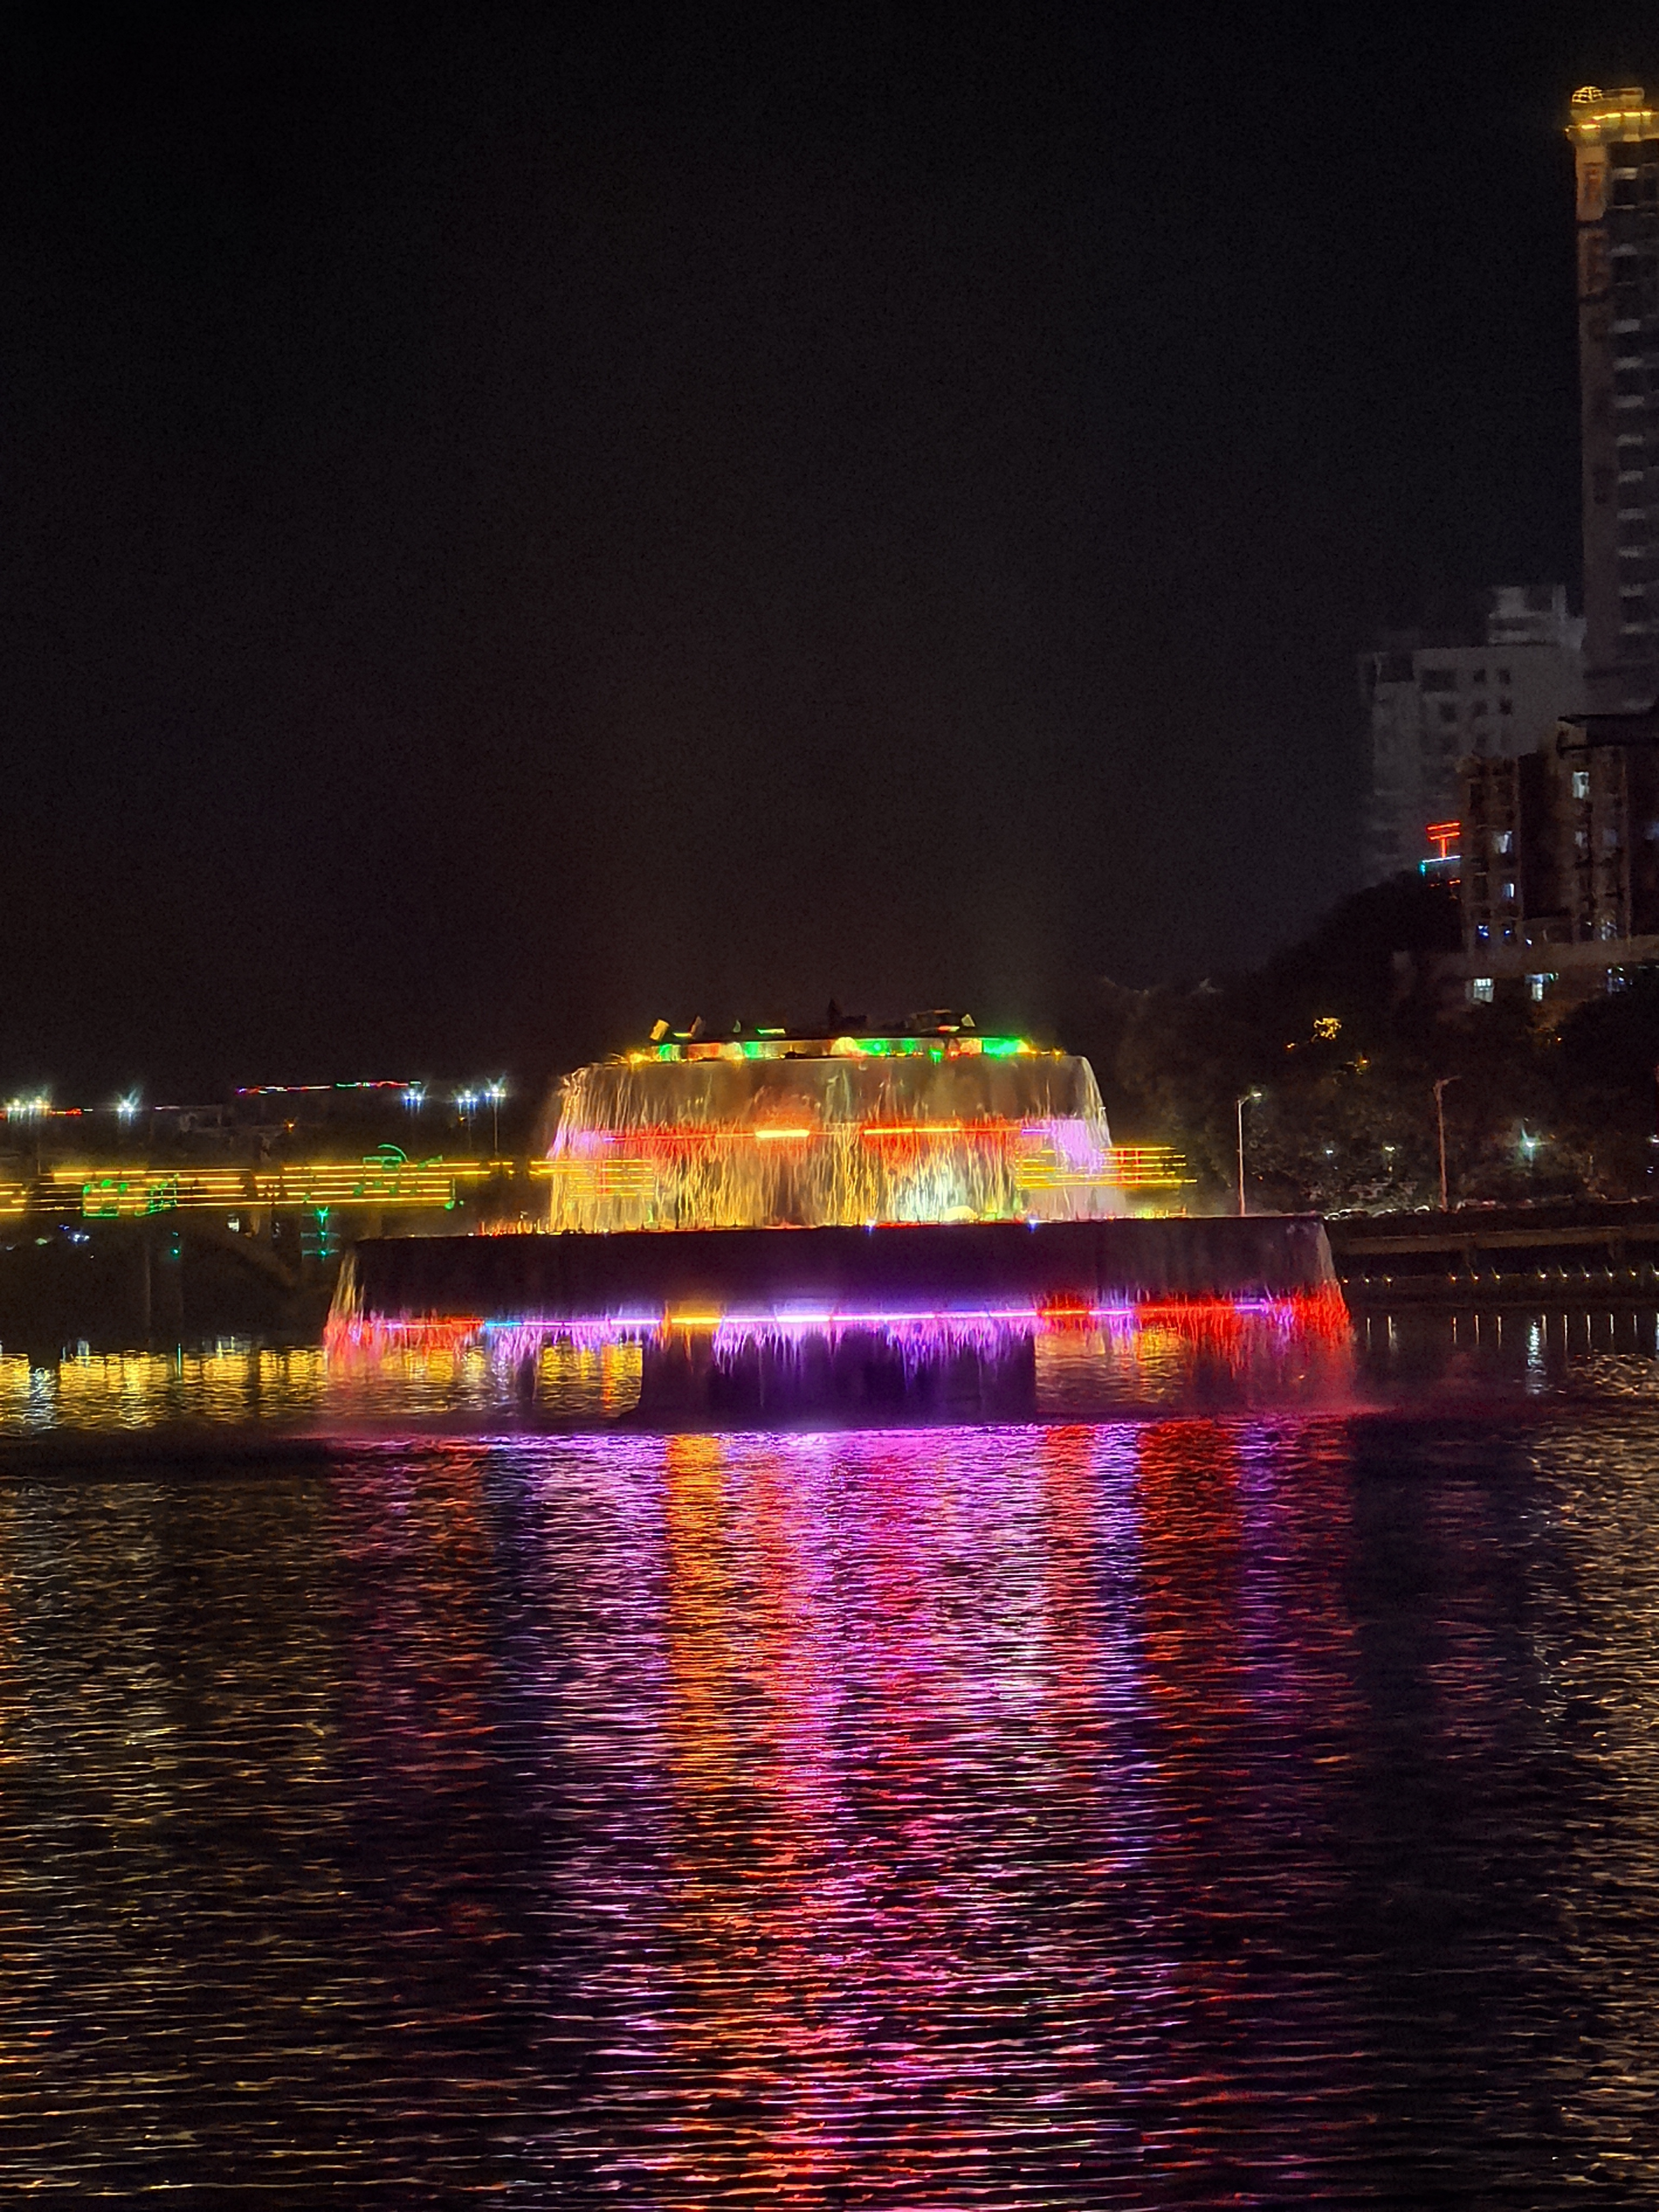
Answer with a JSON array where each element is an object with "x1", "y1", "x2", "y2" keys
[
  {"x1": 1360, "y1": 585, "x2": 1581, "y2": 883},
  {"x1": 1569, "y1": 85, "x2": 1659, "y2": 712},
  {"x1": 1440, "y1": 85, "x2": 1659, "y2": 1005},
  {"x1": 1456, "y1": 708, "x2": 1659, "y2": 1005}
]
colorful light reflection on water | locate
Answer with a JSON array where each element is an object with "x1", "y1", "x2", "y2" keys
[
  {"x1": 2, "y1": 1404, "x2": 1659, "y2": 2198},
  {"x1": 0, "y1": 1339, "x2": 645, "y2": 1434},
  {"x1": 2, "y1": 1298, "x2": 1354, "y2": 1437}
]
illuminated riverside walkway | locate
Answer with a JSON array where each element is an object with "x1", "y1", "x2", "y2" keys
[{"x1": 1, "y1": 1150, "x2": 526, "y2": 1224}]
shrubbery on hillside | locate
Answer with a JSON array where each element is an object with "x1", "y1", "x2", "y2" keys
[{"x1": 1096, "y1": 877, "x2": 1659, "y2": 1210}]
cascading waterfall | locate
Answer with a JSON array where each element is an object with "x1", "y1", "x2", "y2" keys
[{"x1": 539, "y1": 1032, "x2": 1154, "y2": 1232}]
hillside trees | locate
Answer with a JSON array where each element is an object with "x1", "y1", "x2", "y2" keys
[{"x1": 1097, "y1": 874, "x2": 1657, "y2": 1209}]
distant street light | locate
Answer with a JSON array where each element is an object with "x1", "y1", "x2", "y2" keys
[
  {"x1": 1236, "y1": 1089, "x2": 1262, "y2": 1217},
  {"x1": 487, "y1": 1080, "x2": 506, "y2": 1156},
  {"x1": 1434, "y1": 1076, "x2": 1461, "y2": 1213}
]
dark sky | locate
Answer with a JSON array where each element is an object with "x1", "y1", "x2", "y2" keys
[{"x1": 2, "y1": 3, "x2": 1651, "y2": 1096}]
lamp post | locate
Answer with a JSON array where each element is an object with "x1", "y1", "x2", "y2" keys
[
  {"x1": 487, "y1": 1080, "x2": 505, "y2": 1157},
  {"x1": 1434, "y1": 1075, "x2": 1461, "y2": 1214},
  {"x1": 1236, "y1": 1089, "x2": 1260, "y2": 1217}
]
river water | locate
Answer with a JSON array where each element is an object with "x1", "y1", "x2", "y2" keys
[{"x1": 3, "y1": 1310, "x2": 1659, "y2": 2201}]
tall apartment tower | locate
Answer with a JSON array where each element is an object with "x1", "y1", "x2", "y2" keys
[{"x1": 1570, "y1": 86, "x2": 1659, "y2": 711}]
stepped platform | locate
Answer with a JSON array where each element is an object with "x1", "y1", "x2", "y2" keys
[
  {"x1": 332, "y1": 1215, "x2": 1340, "y2": 1421},
  {"x1": 340, "y1": 1215, "x2": 1334, "y2": 1317}
]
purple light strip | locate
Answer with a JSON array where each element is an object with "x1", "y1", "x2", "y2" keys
[{"x1": 406, "y1": 1297, "x2": 1320, "y2": 1358}]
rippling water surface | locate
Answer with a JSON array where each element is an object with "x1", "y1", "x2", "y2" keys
[{"x1": 4, "y1": 1317, "x2": 1659, "y2": 2200}]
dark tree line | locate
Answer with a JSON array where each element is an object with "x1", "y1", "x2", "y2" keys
[{"x1": 1087, "y1": 877, "x2": 1659, "y2": 1212}]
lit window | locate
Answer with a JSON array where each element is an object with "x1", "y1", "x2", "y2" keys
[
  {"x1": 1469, "y1": 978, "x2": 1495, "y2": 1004},
  {"x1": 1492, "y1": 830, "x2": 1513, "y2": 854},
  {"x1": 1528, "y1": 973, "x2": 1556, "y2": 1001},
  {"x1": 1476, "y1": 923, "x2": 1489, "y2": 941},
  {"x1": 1500, "y1": 881, "x2": 1516, "y2": 901},
  {"x1": 1573, "y1": 770, "x2": 1592, "y2": 800}
]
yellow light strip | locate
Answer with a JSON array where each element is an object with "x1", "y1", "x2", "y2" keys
[{"x1": 12, "y1": 1158, "x2": 510, "y2": 1216}]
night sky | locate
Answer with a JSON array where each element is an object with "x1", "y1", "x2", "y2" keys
[{"x1": 2, "y1": 4, "x2": 1650, "y2": 1098}]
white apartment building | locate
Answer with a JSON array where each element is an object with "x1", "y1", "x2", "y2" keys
[{"x1": 1361, "y1": 585, "x2": 1584, "y2": 884}]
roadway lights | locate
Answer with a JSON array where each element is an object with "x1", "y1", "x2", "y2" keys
[
  {"x1": 1433, "y1": 1076, "x2": 1461, "y2": 1212},
  {"x1": 1235, "y1": 1087, "x2": 1263, "y2": 1217}
]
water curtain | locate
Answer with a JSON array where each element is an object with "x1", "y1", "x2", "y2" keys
[{"x1": 542, "y1": 1049, "x2": 1128, "y2": 1231}]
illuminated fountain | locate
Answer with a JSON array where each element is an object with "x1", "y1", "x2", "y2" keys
[
  {"x1": 543, "y1": 1025, "x2": 1159, "y2": 1232},
  {"x1": 331, "y1": 1016, "x2": 1345, "y2": 1421}
]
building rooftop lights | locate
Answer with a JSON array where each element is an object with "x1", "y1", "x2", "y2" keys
[{"x1": 1569, "y1": 86, "x2": 1656, "y2": 138}]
